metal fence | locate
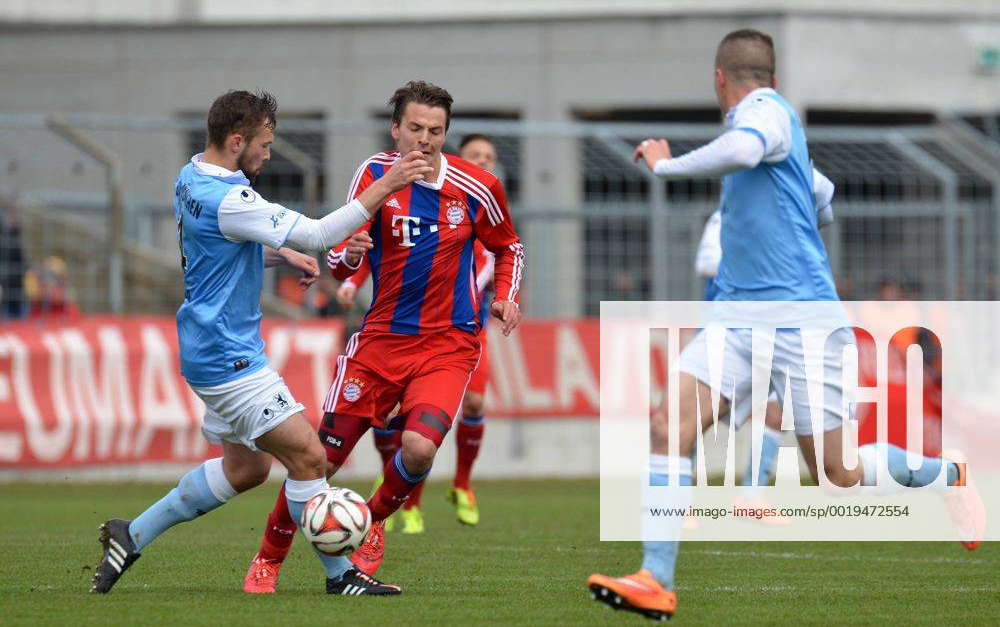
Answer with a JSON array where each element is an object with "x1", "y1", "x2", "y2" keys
[{"x1": 0, "y1": 113, "x2": 998, "y2": 319}]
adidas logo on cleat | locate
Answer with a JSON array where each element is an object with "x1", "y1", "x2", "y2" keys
[{"x1": 90, "y1": 519, "x2": 141, "y2": 594}]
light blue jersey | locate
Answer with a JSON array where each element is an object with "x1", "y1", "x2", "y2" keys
[
  {"x1": 173, "y1": 155, "x2": 299, "y2": 386},
  {"x1": 714, "y1": 89, "x2": 838, "y2": 302}
]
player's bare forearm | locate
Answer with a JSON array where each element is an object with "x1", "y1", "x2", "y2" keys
[
  {"x1": 263, "y1": 246, "x2": 285, "y2": 268},
  {"x1": 273, "y1": 247, "x2": 320, "y2": 288}
]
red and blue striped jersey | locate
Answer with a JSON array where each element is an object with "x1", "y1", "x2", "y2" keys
[
  {"x1": 327, "y1": 151, "x2": 523, "y2": 335},
  {"x1": 341, "y1": 239, "x2": 495, "y2": 328}
]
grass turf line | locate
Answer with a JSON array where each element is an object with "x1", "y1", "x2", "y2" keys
[{"x1": 0, "y1": 480, "x2": 996, "y2": 625}]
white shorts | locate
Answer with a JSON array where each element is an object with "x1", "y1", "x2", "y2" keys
[
  {"x1": 677, "y1": 326, "x2": 855, "y2": 436},
  {"x1": 191, "y1": 366, "x2": 305, "y2": 451}
]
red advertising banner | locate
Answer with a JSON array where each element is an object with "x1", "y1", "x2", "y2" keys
[{"x1": 0, "y1": 317, "x2": 601, "y2": 469}]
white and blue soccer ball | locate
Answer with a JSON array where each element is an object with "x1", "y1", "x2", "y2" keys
[{"x1": 300, "y1": 487, "x2": 372, "y2": 556}]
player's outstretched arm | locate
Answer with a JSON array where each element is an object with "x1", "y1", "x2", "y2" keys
[
  {"x1": 635, "y1": 96, "x2": 792, "y2": 180},
  {"x1": 279, "y1": 152, "x2": 431, "y2": 252},
  {"x1": 217, "y1": 152, "x2": 433, "y2": 254},
  {"x1": 633, "y1": 131, "x2": 765, "y2": 179}
]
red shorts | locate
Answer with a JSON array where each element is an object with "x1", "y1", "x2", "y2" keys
[
  {"x1": 467, "y1": 330, "x2": 490, "y2": 395},
  {"x1": 322, "y1": 327, "x2": 481, "y2": 428}
]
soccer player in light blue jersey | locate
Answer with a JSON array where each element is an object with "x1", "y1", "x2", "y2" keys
[
  {"x1": 91, "y1": 90, "x2": 432, "y2": 595},
  {"x1": 588, "y1": 30, "x2": 984, "y2": 621},
  {"x1": 692, "y1": 168, "x2": 834, "y2": 525}
]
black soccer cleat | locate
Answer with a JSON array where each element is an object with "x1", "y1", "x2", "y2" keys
[
  {"x1": 326, "y1": 567, "x2": 402, "y2": 596},
  {"x1": 90, "y1": 519, "x2": 141, "y2": 594}
]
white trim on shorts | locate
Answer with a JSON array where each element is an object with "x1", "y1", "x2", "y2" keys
[{"x1": 323, "y1": 331, "x2": 361, "y2": 414}]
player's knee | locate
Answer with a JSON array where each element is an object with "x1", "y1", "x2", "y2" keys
[
  {"x1": 243, "y1": 463, "x2": 271, "y2": 491},
  {"x1": 463, "y1": 392, "x2": 485, "y2": 416},
  {"x1": 324, "y1": 459, "x2": 338, "y2": 478},
  {"x1": 764, "y1": 401, "x2": 783, "y2": 430},
  {"x1": 401, "y1": 403, "x2": 451, "y2": 465},
  {"x1": 401, "y1": 432, "x2": 438, "y2": 474},
  {"x1": 303, "y1": 441, "x2": 328, "y2": 478},
  {"x1": 284, "y1": 439, "x2": 326, "y2": 480},
  {"x1": 227, "y1": 458, "x2": 271, "y2": 492},
  {"x1": 823, "y1": 460, "x2": 860, "y2": 488}
]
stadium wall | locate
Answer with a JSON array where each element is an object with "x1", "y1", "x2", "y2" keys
[
  {"x1": 0, "y1": 317, "x2": 603, "y2": 481},
  {"x1": 1, "y1": 11, "x2": 997, "y2": 316},
  {"x1": 0, "y1": 315, "x2": 840, "y2": 484}
]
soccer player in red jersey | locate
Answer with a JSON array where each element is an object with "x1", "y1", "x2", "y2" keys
[
  {"x1": 446, "y1": 134, "x2": 499, "y2": 527},
  {"x1": 335, "y1": 134, "x2": 500, "y2": 533},
  {"x1": 244, "y1": 82, "x2": 524, "y2": 594}
]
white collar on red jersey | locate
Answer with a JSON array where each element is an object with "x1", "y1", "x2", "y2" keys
[{"x1": 414, "y1": 153, "x2": 448, "y2": 191}]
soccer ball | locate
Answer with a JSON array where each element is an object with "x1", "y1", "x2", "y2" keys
[{"x1": 300, "y1": 487, "x2": 372, "y2": 556}]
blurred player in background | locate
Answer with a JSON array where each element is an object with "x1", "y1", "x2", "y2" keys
[
  {"x1": 336, "y1": 133, "x2": 500, "y2": 534},
  {"x1": 244, "y1": 81, "x2": 524, "y2": 594},
  {"x1": 587, "y1": 30, "x2": 984, "y2": 621},
  {"x1": 90, "y1": 89, "x2": 429, "y2": 595}
]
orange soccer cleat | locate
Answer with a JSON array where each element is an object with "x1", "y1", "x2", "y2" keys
[
  {"x1": 243, "y1": 553, "x2": 283, "y2": 594},
  {"x1": 587, "y1": 569, "x2": 677, "y2": 621},
  {"x1": 944, "y1": 457, "x2": 986, "y2": 550},
  {"x1": 350, "y1": 520, "x2": 386, "y2": 575}
]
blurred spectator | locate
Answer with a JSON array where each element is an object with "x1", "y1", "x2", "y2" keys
[
  {"x1": 25, "y1": 256, "x2": 79, "y2": 320},
  {"x1": 0, "y1": 202, "x2": 27, "y2": 319},
  {"x1": 876, "y1": 277, "x2": 902, "y2": 300}
]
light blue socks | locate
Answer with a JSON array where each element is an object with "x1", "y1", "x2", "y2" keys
[
  {"x1": 284, "y1": 477, "x2": 352, "y2": 581},
  {"x1": 859, "y1": 442, "x2": 959, "y2": 489},
  {"x1": 743, "y1": 426, "x2": 782, "y2": 496},
  {"x1": 129, "y1": 458, "x2": 235, "y2": 551},
  {"x1": 641, "y1": 455, "x2": 693, "y2": 590}
]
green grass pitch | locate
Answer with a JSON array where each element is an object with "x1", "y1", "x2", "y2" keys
[{"x1": 1, "y1": 480, "x2": 995, "y2": 625}]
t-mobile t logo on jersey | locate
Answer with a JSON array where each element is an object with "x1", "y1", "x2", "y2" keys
[{"x1": 392, "y1": 214, "x2": 421, "y2": 247}]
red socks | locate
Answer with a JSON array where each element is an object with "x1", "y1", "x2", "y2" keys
[
  {"x1": 403, "y1": 480, "x2": 425, "y2": 510},
  {"x1": 257, "y1": 483, "x2": 297, "y2": 562},
  {"x1": 368, "y1": 450, "x2": 428, "y2": 522},
  {"x1": 454, "y1": 416, "x2": 484, "y2": 490}
]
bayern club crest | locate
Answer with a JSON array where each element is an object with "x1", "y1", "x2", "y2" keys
[
  {"x1": 446, "y1": 200, "x2": 466, "y2": 225},
  {"x1": 342, "y1": 377, "x2": 364, "y2": 402}
]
